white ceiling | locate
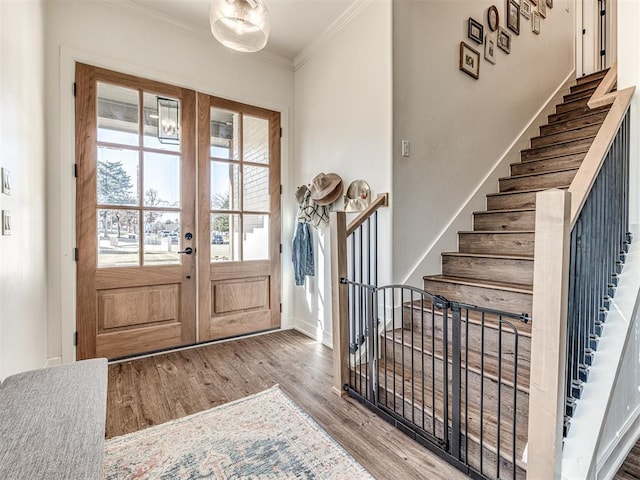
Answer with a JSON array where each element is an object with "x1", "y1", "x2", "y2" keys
[{"x1": 128, "y1": 0, "x2": 356, "y2": 60}]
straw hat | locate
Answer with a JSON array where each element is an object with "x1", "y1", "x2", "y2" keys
[
  {"x1": 344, "y1": 180, "x2": 371, "y2": 212},
  {"x1": 309, "y1": 172, "x2": 343, "y2": 206}
]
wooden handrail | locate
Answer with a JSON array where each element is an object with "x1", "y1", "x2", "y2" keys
[
  {"x1": 330, "y1": 192, "x2": 389, "y2": 396},
  {"x1": 527, "y1": 64, "x2": 635, "y2": 479},
  {"x1": 346, "y1": 193, "x2": 390, "y2": 237}
]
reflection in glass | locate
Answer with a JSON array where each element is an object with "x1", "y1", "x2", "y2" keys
[
  {"x1": 210, "y1": 108, "x2": 239, "y2": 160},
  {"x1": 243, "y1": 115, "x2": 269, "y2": 164},
  {"x1": 144, "y1": 152, "x2": 181, "y2": 208},
  {"x1": 97, "y1": 147, "x2": 139, "y2": 206},
  {"x1": 211, "y1": 161, "x2": 239, "y2": 210},
  {"x1": 143, "y1": 211, "x2": 181, "y2": 265},
  {"x1": 97, "y1": 83, "x2": 139, "y2": 146},
  {"x1": 97, "y1": 209, "x2": 140, "y2": 267},
  {"x1": 211, "y1": 213, "x2": 239, "y2": 262},
  {"x1": 143, "y1": 93, "x2": 180, "y2": 152},
  {"x1": 243, "y1": 165, "x2": 269, "y2": 212},
  {"x1": 243, "y1": 214, "x2": 269, "y2": 261}
]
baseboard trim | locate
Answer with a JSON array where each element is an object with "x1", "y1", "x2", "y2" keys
[
  {"x1": 293, "y1": 319, "x2": 333, "y2": 348},
  {"x1": 44, "y1": 357, "x2": 63, "y2": 368}
]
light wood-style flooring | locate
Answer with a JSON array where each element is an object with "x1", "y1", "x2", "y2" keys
[
  {"x1": 616, "y1": 440, "x2": 640, "y2": 479},
  {"x1": 106, "y1": 329, "x2": 467, "y2": 480}
]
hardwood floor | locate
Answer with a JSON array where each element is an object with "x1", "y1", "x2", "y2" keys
[
  {"x1": 106, "y1": 329, "x2": 467, "y2": 480},
  {"x1": 616, "y1": 440, "x2": 640, "y2": 479}
]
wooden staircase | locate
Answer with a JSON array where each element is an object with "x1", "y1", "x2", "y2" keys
[{"x1": 379, "y1": 69, "x2": 612, "y2": 479}]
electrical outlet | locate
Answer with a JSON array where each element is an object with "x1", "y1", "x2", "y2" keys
[
  {"x1": 1, "y1": 168, "x2": 11, "y2": 195},
  {"x1": 2, "y1": 210, "x2": 11, "y2": 235}
]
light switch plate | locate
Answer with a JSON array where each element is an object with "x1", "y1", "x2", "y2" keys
[
  {"x1": 401, "y1": 140, "x2": 410, "y2": 157},
  {"x1": 2, "y1": 210, "x2": 11, "y2": 235},
  {"x1": 1, "y1": 168, "x2": 11, "y2": 195}
]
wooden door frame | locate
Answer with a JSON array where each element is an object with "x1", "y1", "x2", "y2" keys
[{"x1": 197, "y1": 93, "x2": 282, "y2": 341}]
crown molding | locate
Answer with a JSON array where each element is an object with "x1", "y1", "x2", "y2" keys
[
  {"x1": 293, "y1": 0, "x2": 372, "y2": 71},
  {"x1": 92, "y1": 0, "x2": 294, "y2": 71}
]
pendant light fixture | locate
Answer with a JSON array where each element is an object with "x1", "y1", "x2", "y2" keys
[{"x1": 209, "y1": 0, "x2": 271, "y2": 53}]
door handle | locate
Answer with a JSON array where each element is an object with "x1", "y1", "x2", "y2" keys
[{"x1": 178, "y1": 247, "x2": 193, "y2": 255}]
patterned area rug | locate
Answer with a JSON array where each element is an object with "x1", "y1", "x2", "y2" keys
[{"x1": 104, "y1": 385, "x2": 374, "y2": 479}]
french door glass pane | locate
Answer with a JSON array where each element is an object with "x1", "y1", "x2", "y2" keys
[
  {"x1": 210, "y1": 161, "x2": 239, "y2": 210},
  {"x1": 143, "y1": 93, "x2": 181, "y2": 152},
  {"x1": 210, "y1": 108, "x2": 239, "y2": 160},
  {"x1": 243, "y1": 115, "x2": 269, "y2": 164},
  {"x1": 97, "y1": 209, "x2": 140, "y2": 267},
  {"x1": 211, "y1": 213, "x2": 239, "y2": 262},
  {"x1": 243, "y1": 214, "x2": 269, "y2": 260},
  {"x1": 97, "y1": 83, "x2": 139, "y2": 146},
  {"x1": 143, "y1": 211, "x2": 181, "y2": 265},
  {"x1": 97, "y1": 147, "x2": 139, "y2": 206},
  {"x1": 143, "y1": 152, "x2": 181, "y2": 208},
  {"x1": 243, "y1": 165, "x2": 269, "y2": 212}
]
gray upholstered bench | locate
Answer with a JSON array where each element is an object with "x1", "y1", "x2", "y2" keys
[{"x1": 0, "y1": 359, "x2": 108, "y2": 479}]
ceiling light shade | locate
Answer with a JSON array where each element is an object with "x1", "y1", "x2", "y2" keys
[{"x1": 209, "y1": 0, "x2": 271, "y2": 53}]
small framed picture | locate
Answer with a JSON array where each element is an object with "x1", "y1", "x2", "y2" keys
[
  {"x1": 507, "y1": 0, "x2": 520, "y2": 34},
  {"x1": 538, "y1": 0, "x2": 547, "y2": 17},
  {"x1": 530, "y1": 0, "x2": 537, "y2": 4},
  {"x1": 1, "y1": 168, "x2": 11, "y2": 195},
  {"x1": 532, "y1": 11, "x2": 541, "y2": 34},
  {"x1": 521, "y1": 0, "x2": 532, "y2": 19},
  {"x1": 459, "y1": 42, "x2": 480, "y2": 79},
  {"x1": 468, "y1": 17, "x2": 484, "y2": 44},
  {"x1": 498, "y1": 27, "x2": 511, "y2": 53},
  {"x1": 484, "y1": 33, "x2": 497, "y2": 65},
  {"x1": 546, "y1": 0, "x2": 553, "y2": 8},
  {"x1": 2, "y1": 210, "x2": 11, "y2": 236},
  {"x1": 488, "y1": 5, "x2": 500, "y2": 31}
]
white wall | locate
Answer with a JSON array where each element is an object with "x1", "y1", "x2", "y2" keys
[
  {"x1": 293, "y1": 0, "x2": 392, "y2": 345},
  {"x1": 393, "y1": 0, "x2": 575, "y2": 286},
  {"x1": 0, "y1": 0, "x2": 48, "y2": 378},
  {"x1": 44, "y1": 0, "x2": 295, "y2": 363}
]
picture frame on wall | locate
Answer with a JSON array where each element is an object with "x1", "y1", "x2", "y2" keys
[
  {"x1": 538, "y1": 0, "x2": 547, "y2": 17},
  {"x1": 484, "y1": 33, "x2": 497, "y2": 65},
  {"x1": 507, "y1": 0, "x2": 520, "y2": 35},
  {"x1": 546, "y1": 0, "x2": 553, "y2": 8},
  {"x1": 532, "y1": 11, "x2": 541, "y2": 34},
  {"x1": 521, "y1": 0, "x2": 532, "y2": 19},
  {"x1": 468, "y1": 17, "x2": 484, "y2": 44},
  {"x1": 530, "y1": 0, "x2": 537, "y2": 5},
  {"x1": 498, "y1": 27, "x2": 511, "y2": 53},
  {"x1": 459, "y1": 42, "x2": 480, "y2": 79},
  {"x1": 488, "y1": 5, "x2": 500, "y2": 31}
]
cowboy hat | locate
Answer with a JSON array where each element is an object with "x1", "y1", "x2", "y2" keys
[{"x1": 309, "y1": 172, "x2": 343, "y2": 206}]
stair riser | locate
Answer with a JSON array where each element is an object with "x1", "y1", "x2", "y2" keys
[
  {"x1": 374, "y1": 383, "x2": 527, "y2": 480},
  {"x1": 556, "y1": 98, "x2": 590, "y2": 114},
  {"x1": 521, "y1": 138, "x2": 593, "y2": 162},
  {"x1": 510, "y1": 153, "x2": 585, "y2": 176},
  {"x1": 531, "y1": 123, "x2": 602, "y2": 148},
  {"x1": 548, "y1": 105, "x2": 609, "y2": 124},
  {"x1": 563, "y1": 89, "x2": 595, "y2": 103},
  {"x1": 474, "y1": 211, "x2": 535, "y2": 231},
  {"x1": 576, "y1": 70, "x2": 608, "y2": 85},
  {"x1": 399, "y1": 308, "x2": 532, "y2": 371},
  {"x1": 423, "y1": 278, "x2": 532, "y2": 315},
  {"x1": 442, "y1": 255, "x2": 533, "y2": 285},
  {"x1": 499, "y1": 169, "x2": 577, "y2": 193},
  {"x1": 486, "y1": 192, "x2": 538, "y2": 211},
  {"x1": 458, "y1": 232, "x2": 535, "y2": 256},
  {"x1": 570, "y1": 78, "x2": 602, "y2": 93}
]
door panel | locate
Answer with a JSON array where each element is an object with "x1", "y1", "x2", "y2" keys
[
  {"x1": 197, "y1": 94, "x2": 281, "y2": 341},
  {"x1": 76, "y1": 64, "x2": 196, "y2": 360}
]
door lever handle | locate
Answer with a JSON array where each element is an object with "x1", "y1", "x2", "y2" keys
[{"x1": 177, "y1": 247, "x2": 193, "y2": 255}]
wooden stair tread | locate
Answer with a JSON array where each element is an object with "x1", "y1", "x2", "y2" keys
[
  {"x1": 541, "y1": 109, "x2": 610, "y2": 133},
  {"x1": 442, "y1": 252, "x2": 533, "y2": 261},
  {"x1": 576, "y1": 68, "x2": 609, "y2": 84},
  {"x1": 422, "y1": 275, "x2": 533, "y2": 294},
  {"x1": 509, "y1": 151, "x2": 589, "y2": 169},
  {"x1": 499, "y1": 166, "x2": 578, "y2": 182},
  {"x1": 458, "y1": 230, "x2": 535, "y2": 234},
  {"x1": 473, "y1": 207, "x2": 535, "y2": 214},
  {"x1": 532, "y1": 122, "x2": 604, "y2": 142},
  {"x1": 487, "y1": 187, "x2": 567, "y2": 198},
  {"x1": 521, "y1": 135, "x2": 595, "y2": 154},
  {"x1": 547, "y1": 104, "x2": 610, "y2": 124}
]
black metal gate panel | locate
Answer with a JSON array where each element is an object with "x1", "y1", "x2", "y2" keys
[{"x1": 342, "y1": 280, "x2": 530, "y2": 480}]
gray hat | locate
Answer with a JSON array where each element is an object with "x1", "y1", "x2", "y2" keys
[{"x1": 295, "y1": 185, "x2": 309, "y2": 205}]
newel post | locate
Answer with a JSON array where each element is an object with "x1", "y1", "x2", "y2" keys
[
  {"x1": 527, "y1": 189, "x2": 571, "y2": 479},
  {"x1": 330, "y1": 211, "x2": 349, "y2": 397}
]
